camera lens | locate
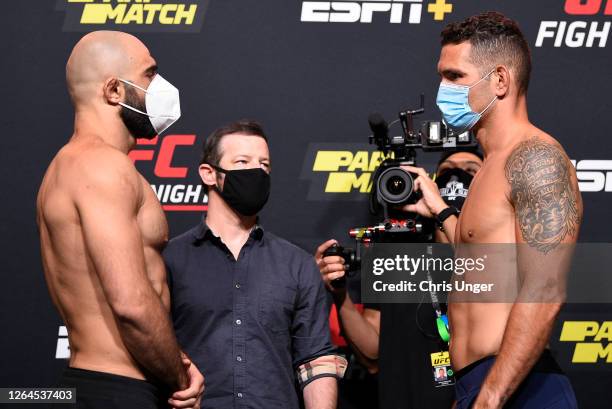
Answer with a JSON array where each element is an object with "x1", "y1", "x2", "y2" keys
[
  {"x1": 386, "y1": 176, "x2": 406, "y2": 195},
  {"x1": 376, "y1": 167, "x2": 414, "y2": 205}
]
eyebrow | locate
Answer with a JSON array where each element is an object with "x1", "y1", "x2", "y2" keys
[
  {"x1": 144, "y1": 64, "x2": 158, "y2": 75},
  {"x1": 232, "y1": 154, "x2": 270, "y2": 161},
  {"x1": 441, "y1": 160, "x2": 482, "y2": 167},
  {"x1": 439, "y1": 68, "x2": 466, "y2": 78}
]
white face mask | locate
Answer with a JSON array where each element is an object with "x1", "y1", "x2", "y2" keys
[{"x1": 118, "y1": 74, "x2": 181, "y2": 135}]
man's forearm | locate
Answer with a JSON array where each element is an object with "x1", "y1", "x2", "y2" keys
[
  {"x1": 116, "y1": 295, "x2": 188, "y2": 390},
  {"x1": 303, "y1": 377, "x2": 337, "y2": 409},
  {"x1": 474, "y1": 302, "x2": 561, "y2": 407},
  {"x1": 334, "y1": 293, "x2": 379, "y2": 360}
]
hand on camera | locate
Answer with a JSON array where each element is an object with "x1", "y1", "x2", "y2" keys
[
  {"x1": 398, "y1": 165, "x2": 447, "y2": 218},
  {"x1": 315, "y1": 239, "x2": 347, "y2": 293}
]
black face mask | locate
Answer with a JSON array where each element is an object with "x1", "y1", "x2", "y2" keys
[
  {"x1": 120, "y1": 85, "x2": 157, "y2": 140},
  {"x1": 212, "y1": 165, "x2": 271, "y2": 216},
  {"x1": 435, "y1": 168, "x2": 473, "y2": 211}
]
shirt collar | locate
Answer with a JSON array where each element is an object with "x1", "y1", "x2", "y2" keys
[{"x1": 191, "y1": 218, "x2": 265, "y2": 244}]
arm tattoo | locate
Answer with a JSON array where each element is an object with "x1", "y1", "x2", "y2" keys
[{"x1": 505, "y1": 139, "x2": 580, "y2": 253}]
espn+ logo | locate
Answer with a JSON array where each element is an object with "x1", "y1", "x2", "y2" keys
[
  {"x1": 128, "y1": 135, "x2": 208, "y2": 211},
  {"x1": 560, "y1": 321, "x2": 612, "y2": 363},
  {"x1": 536, "y1": 0, "x2": 612, "y2": 48},
  {"x1": 571, "y1": 160, "x2": 612, "y2": 192},
  {"x1": 300, "y1": 0, "x2": 454, "y2": 24}
]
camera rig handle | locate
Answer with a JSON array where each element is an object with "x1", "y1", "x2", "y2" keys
[
  {"x1": 323, "y1": 244, "x2": 348, "y2": 289},
  {"x1": 399, "y1": 94, "x2": 425, "y2": 141}
]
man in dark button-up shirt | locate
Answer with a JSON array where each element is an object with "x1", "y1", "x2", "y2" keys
[{"x1": 164, "y1": 120, "x2": 346, "y2": 409}]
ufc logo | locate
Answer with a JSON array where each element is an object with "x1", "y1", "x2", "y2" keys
[
  {"x1": 128, "y1": 134, "x2": 196, "y2": 178},
  {"x1": 565, "y1": 0, "x2": 612, "y2": 15}
]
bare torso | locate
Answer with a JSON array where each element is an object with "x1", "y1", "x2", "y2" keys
[
  {"x1": 449, "y1": 131, "x2": 577, "y2": 371},
  {"x1": 36, "y1": 138, "x2": 168, "y2": 380}
]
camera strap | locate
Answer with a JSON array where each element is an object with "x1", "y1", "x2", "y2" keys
[{"x1": 426, "y1": 245, "x2": 450, "y2": 343}]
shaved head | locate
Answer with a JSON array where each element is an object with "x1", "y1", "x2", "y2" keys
[{"x1": 66, "y1": 31, "x2": 156, "y2": 106}]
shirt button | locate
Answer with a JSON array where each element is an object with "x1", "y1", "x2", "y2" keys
[
  {"x1": 237, "y1": 392, "x2": 243, "y2": 398},
  {"x1": 235, "y1": 319, "x2": 242, "y2": 325},
  {"x1": 236, "y1": 355, "x2": 242, "y2": 362},
  {"x1": 235, "y1": 283, "x2": 241, "y2": 289}
]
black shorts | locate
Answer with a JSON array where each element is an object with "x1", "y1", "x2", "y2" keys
[{"x1": 52, "y1": 367, "x2": 167, "y2": 409}]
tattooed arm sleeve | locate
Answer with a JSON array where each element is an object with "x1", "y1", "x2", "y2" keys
[{"x1": 505, "y1": 138, "x2": 582, "y2": 252}]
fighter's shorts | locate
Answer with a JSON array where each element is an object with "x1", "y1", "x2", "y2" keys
[
  {"x1": 52, "y1": 367, "x2": 167, "y2": 409},
  {"x1": 455, "y1": 350, "x2": 578, "y2": 409}
]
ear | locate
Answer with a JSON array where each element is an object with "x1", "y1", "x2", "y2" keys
[
  {"x1": 199, "y1": 164, "x2": 220, "y2": 189},
  {"x1": 103, "y1": 77, "x2": 123, "y2": 105},
  {"x1": 493, "y1": 65, "x2": 511, "y2": 98}
]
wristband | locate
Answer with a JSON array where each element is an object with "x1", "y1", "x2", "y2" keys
[{"x1": 435, "y1": 206, "x2": 459, "y2": 231}]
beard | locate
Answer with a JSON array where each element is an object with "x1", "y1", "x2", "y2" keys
[{"x1": 120, "y1": 85, "x2": 157, "y2": 140}]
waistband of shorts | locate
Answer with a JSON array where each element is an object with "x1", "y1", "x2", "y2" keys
[
  {"x1": 63, "y1": 367, "x2": 163, "y2": 394},
  {"x1": 455, "y1": 349, "x2": 563, "y2": 381}
]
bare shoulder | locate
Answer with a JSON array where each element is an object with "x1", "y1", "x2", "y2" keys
[
  {"x1": 505, "y1": 135, "x2": 582, "y2": 252},
  {"x1": 67, "y1": 142, "x2": 143, "y2": 203},
  {"x1": 79, "y1": 144, "x2": 138, "y2": 183}
]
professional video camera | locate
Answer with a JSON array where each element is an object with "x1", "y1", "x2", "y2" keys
[
  {"x1": 324, "y1": 95, "x2": 478, "y2": 288},
  {"x1": 369, "y1": 94, "x2": 478, "y2": 215}
]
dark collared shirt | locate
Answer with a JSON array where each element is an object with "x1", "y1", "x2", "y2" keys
[{"x1": 164, "y1": 221, "x2": 336, "y2": 409}]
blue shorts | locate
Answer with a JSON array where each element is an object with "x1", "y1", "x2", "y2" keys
[{"x1": 455, "y1": 350, "x2": 577, "y2": 409}]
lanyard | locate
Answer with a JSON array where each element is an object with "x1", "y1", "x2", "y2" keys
[{"x1": 425, "y1": 245, "x2": 450, "y2": 343}]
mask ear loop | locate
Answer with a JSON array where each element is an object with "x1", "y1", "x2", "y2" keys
[
  {"x1": 118, "y1": 102, "x2": 149, "y2": 117},
  {"x1": 119, "y1": 78, "x2": 149, "y2": 93},
  {"x1": 203, "y1": 163, "x2": 225, "y2": 193},
  {"x1": 471, "y1": 68, "x2": 499, "y2": 118},
  {"x1": 118, "y1": 78, "x2": 151, "y2": 116},
  {"x1": 117, "y1": 78, "x2": 177, "y2": 119},
  {"x1": 478, "y1": 95, "x2": 498, "y2": 116},
  {"x1": 468, "y1": 67, "x2": 497, "y2": 89}
]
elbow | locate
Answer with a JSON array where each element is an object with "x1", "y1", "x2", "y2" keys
[
  {"x1": 362, "y1": 348, "x2": 379, "y2": 362},
  {"x1": 365, "y1": 361, "x2": 379, "y2": 375},
  {"x1": 354, "y1": 354, "x2": 379, "y2": 374},
  {"x1": 111, "y1": 300, "x2": 151, "y2": 325},
  {"x1": 547, "y1": 301, "x2": 564, "y2": 319}
]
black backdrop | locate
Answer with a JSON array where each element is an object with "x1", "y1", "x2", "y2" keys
[{"x1": 1, "y1": 1, "x2": 610, "y2": 407}]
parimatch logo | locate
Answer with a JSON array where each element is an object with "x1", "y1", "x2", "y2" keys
[
  {"x1": 300, "y1": 0, "x2": 454, "y2": 24},
  {"x1": 56, "y1": 0, "x2": 210, "y2": 33},
  {"x1": 129, "y1": 135, "x2": 208, "y2": 211},
  {"x1": 560, "y1": 321, "x2": 611, "y2": 363},
  {"x1": 300, "y1": 144, "x2": 387, "y2": 200}
]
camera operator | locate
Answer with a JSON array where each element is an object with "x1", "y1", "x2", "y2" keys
[{"x1": 316, "y1": 149, "x2": 483, "y2": 409}]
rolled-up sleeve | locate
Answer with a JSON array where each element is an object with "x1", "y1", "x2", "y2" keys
[{"x1": 291, "y1": 255, "x2": 347, "y2": 388}]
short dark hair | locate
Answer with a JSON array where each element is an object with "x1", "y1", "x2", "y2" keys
[
  {"x1": 437, "y1": 147, "x2": 484, "y2": 169},
  {"x1": 200, "y1": 119, "x2": 268, "y2": 167},
  {"x1": 441, "y1": 11, "x2": 531, "y2": 95}
]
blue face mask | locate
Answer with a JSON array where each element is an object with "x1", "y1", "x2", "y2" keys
[{"x1": 436, "y1": 68, "x2": 497, "y2": 134}]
